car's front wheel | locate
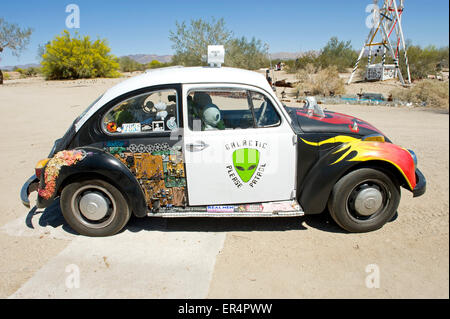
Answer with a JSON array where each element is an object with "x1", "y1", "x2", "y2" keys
[
  {"x1": 328, "y1": 168, "x2": 400, "y2": 233},
  {"x1": 60, "y1": 179, "x2": 131, "y2": 237}
]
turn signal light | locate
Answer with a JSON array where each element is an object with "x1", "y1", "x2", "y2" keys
[
  {"x1": 363, "y1": 135, "x2": 385, "y2": 143},
  {"x1": 35, "y1": 158, "x2": 50, "y2": 180}
]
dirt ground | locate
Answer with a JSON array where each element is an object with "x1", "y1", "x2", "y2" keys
[{"x1": 0, "y1": 75, "x2": 448, "y2": 298}]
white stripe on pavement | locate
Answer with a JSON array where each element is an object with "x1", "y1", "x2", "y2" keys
[{"x1": 6, "y1": 216, "x2": 226, "y2": 298}]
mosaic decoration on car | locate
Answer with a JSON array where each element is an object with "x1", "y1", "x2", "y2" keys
[{"x1": 105, "y1": 143, "x2": 187, "y2": 209}]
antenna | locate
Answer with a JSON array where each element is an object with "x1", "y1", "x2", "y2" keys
[
  {"x1": 265, "y1": 43, "x2": 276, "y2": 92},
  {"x1": 347, "y1": 0, "x2": 411, "y2": 86}
]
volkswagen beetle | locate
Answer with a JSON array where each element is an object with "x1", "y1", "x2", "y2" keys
[{"x1": 20, "y1": 66, "x2": 426, "y2": 236}]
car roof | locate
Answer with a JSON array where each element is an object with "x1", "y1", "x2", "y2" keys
[{"x1": 75, "y1": 66, "x2": 273, "y2": 131}]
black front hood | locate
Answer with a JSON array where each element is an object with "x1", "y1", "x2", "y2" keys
[{"x1": 287, "y1": 107, "x2": 387, "y2": 138}]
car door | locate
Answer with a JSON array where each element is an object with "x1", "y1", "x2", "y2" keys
[{"x1": 182, "y1": 83, "x2": 297, "y2": 206}]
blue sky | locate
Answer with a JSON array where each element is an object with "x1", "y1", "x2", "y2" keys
[{"x1": 1, "y1": 0, "x2": 449, "y2": 66}]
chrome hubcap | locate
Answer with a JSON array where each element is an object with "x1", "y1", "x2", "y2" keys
[
  {"x1": 79, "y1": 192, "x2": 109, "y2": 221},
  {"x1": 354, "y1": 187, "x2": 383, "y2": 216}
]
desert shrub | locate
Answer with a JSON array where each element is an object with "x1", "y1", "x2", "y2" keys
[
  {"x1": 24, "y1": 67, "x2": 39, "y2": 76},
  {"x1": 119, "y1": 56, "x2": 146, "y2": 72},
  {"x1": 390, "y1": 80, "x2": 449, "y2": 108},
  {"x1": 14, "y1": 66, "x2": 40, "y2": 77},
  {"x1": 2, "y1": 71, "x2": 10, "y2": 80},
  {"x1": 147, "y1": 60, "x2": 173, "y2": 69},
  {"x1": 14, "y1": 67, "x2": 26, "y2": 77},
  {"x1": 147, "y1": 59, "x2": 174, "y2": 69},
  {"x1": 296, "y1": 65, "x2": 345, "y2": 96},
  {"x1": 225, "y1": 37, "x2": 269, "y2": 70},
  {"x1": 26, "y1": 66, "x2": 41, "y2": 76},
  {"x1": 284, "y1": 52, "x2": 320, "y2": 73},
  {"x1": 41, "y1": 30, "x2": 120, "y2": 80},
  {"x1": 295, "y1": 63, "x2": 317, "y2": 85},
  {"x1": 283, "y1": 59, "x2": 296, "y2": 72},
  {"x1": 403, "y1": 45, "x2": 449, "y2": 81},
  {"x1": 147, "y1": 60, "x2": 162, "y2": 69},
  {"x1": 285, "y1": 38, "x2": 357, "y2": 73}
]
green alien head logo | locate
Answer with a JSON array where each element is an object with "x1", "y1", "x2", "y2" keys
[{"x1": 233, "y1": 148, "x2": 259, "y2": 183}]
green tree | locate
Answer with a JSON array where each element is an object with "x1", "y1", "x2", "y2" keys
[
  {"x1": 226, "y1": 37, "x2": 269, "y2": 70},
  {"x1": 169, "y1": 18, "x2": 269, "y2": 70},
  {"x1": 169, "y1": 18, "x2": 233, "y2": 66},
  {"x1": 0, "y1": 18, "x2": 33, "y2": 84},
  {"x1": 317, "y1": 37, "x2": 358, "y2": 72},
  {"x1": 41, "y1": 30, "x2": 120, "y2": 80}
]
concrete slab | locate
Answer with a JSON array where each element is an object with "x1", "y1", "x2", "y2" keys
[{"x1": 6, "y1": 214, "x2": 226, "y2": 298}]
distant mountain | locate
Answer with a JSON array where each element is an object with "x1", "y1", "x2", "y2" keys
[
  {"x1": 123, "y1": 54, "x2": 173, "y2": 64},
  {"x1": 1, "y1": 63, "x2": 41, "y2": 71}
]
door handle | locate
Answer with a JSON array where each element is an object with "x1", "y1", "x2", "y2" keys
[{"x1": 186, "y1": 141, "x2": 209, "y2": 152}]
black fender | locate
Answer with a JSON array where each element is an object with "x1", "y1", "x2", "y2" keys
[
  {"x1": 299, "y1": 149, "x2": 353, "y2": 214},
  {"x1": 37, "y1": 147, "x2": 148, "y2": 217},
  {"x1": 298, "y1": 140, "x2": 415, "y2": 215}
]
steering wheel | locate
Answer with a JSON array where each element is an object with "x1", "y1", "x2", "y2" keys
[{"x1": 142, "y1": 101, "x2": 154, "y2": 113}]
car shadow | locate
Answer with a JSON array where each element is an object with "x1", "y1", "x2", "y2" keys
[
  {"x1": 124, "y1": 215, "x2": 309, "y2": 233},
  {"x1": 25, "y1": 200, "x2": 349, "y2": 235},
  {"x1": 25, "y1": 199, "x2": 79, "y2": 236},
  {"x1": 124, "y1": 211, "x2": 348, "y2": 234}
]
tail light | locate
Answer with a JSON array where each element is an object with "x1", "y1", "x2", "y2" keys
[{"x1": 35, "y1": 158, "x2": 50, "y2": 180}]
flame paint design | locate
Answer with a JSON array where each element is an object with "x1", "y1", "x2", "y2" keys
[
  {"x1": 301, "y1": 136, "x2": 416, "y2": 190},
  {"x1": 300, "y1": 136, "x2": 359, "y2": 146}
]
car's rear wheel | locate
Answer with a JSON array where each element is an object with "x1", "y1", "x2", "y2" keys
[
  {"x1": 328, "y1": 168, "x2": 400, "y2": 233},
  {"x1": 60, "y1": 179, "x2": 131, "y2": 237}
]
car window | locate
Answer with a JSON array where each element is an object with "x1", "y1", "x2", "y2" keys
[
  {"x1": 187, "y1": 88, "x2": 281, "y2": 131},
  {"x1": 102, "y1": 89, "x2": 178, "y2": 134},
  {"x1": 250, "y1": 91, "x2": 281, "y2": 127},
  {"x1": 187, "y1": 89, "x2": 254, "y2": 131}
]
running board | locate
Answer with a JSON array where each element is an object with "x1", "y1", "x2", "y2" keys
[{"x1": 147, "y1": 200, "x2": 304, "y2": 218}]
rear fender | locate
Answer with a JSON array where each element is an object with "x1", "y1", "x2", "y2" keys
[{"x1": 37, "y1": 147, "x2": 147, "y2": 217}]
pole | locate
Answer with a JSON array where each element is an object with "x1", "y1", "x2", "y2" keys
[{"x1": 392, "y1": 0, "x2": 411, "y2": 83}]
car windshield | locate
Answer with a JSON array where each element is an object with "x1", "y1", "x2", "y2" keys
[{"x1": 75, "y1": 94, "x2": 104, "y2": 123}]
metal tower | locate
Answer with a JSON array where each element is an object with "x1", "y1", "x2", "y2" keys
[{"x1": 347, "y1": 0, "x2": 411, "y2": 85}]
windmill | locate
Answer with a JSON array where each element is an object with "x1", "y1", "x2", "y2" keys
[{"x1": 347, "y1": 0, "x2": 411, "y2": 86}]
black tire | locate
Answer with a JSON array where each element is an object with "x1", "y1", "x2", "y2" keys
[
  {"x1": 328, "y1": 168, "x2": 400, "y2": 233},
  {"x1": 60, "y1": 179, "x2": 131, "y2": 237}
]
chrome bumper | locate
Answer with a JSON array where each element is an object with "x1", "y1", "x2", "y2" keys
[{"x1": 20, "y1": 174, "x2": 39, "y2": 208}]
